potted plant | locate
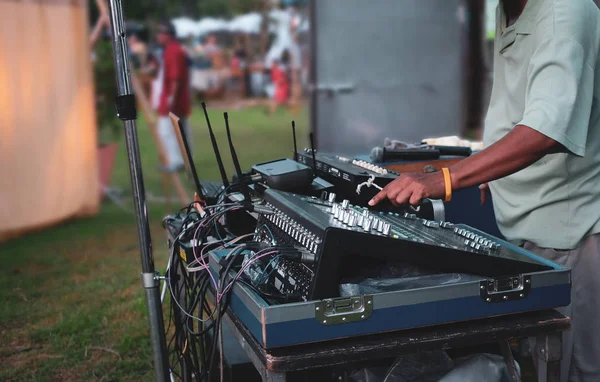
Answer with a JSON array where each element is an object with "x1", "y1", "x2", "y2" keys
[{"x1": 94, "y1": 38, "x2": 121, "y2": 198}]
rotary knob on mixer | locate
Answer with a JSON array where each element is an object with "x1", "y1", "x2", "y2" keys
[
  {"x1": 333, "y1": 208, "x2": 341, "y2": 220},
  {"x1": 423, "y1": 220, "x2": 440, "y2": 229},
  {"x1": 343, "y1": 211, "x2": 351, "y2": 224},
  {"x1": 348, "y1": 215, "x2": 356, "y2": 227},
  {"x1": 328, "y1": 193, "x2": 337, "y2": 203},
  {"x1": 362, "y1": 218, "x2": 373, "y2": 232},
  {"x1": 382, "y1": 223, "x2": 391, "y2": 235},
  {"x1": 341, "y1": 199, "x2": 350, "y2": 209},
  {"x1": 356, "y1": 215, "x2": 364, "y2": 226}
]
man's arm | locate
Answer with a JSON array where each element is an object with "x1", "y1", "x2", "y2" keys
[
  {"x1": 368, "y1": 126, "x2": 561, "y2": 206},
  {"x1": 449, "y1": 125, "x2": 562, "y2": 190},
  {"x1": 168, "y1": 80, "x2": 179, "y2": 109},
  {"x1": 370, "y1": 37, "x2": 593, "y2": 207}
]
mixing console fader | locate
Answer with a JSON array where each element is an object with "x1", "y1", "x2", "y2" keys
[{"x1": 253, "y1": 189, "x2": 552, "y2": 300}]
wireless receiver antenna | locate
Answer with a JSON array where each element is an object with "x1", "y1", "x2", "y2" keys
[
  {"x1": 309, "y1": 132, "x2": 318, "y2": 178},
  {"x1": 224, "y1": 112, "x2": 252, "y2": 206},
  {"x1": 202, "y1": 102, "x2": 230, "y2": 188},
  {"x1": 175, "y1": 118, "x2": 205, "y2": 201},
  {"x1": 291, "y1": 121, "x2": 298, "y2": 161}
]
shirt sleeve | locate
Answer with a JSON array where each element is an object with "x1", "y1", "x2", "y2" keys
[{"x1": 518, "y1": 37, "x2": 594, "y2": 157}]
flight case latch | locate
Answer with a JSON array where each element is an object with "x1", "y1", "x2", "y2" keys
[
  {"x1": 480, "y1": 275, "x2": 531, "y2": 303},
  {"x1": 315, "y1": 295, "x2": 373, "y2": 325}
]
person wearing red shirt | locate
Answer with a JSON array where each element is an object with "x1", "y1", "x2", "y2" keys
[
  {"x1": 269, "y1": 50, "x2": 291, "y2": 114},
  {"x1": 156, "y1": 21, "x2": 192, "y2": 172}
]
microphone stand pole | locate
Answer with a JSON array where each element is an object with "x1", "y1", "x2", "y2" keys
[{"x1": 106, "y1": 1, "x2": 169, "y2": 380}]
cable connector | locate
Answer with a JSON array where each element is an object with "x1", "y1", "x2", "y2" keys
[
  {"x1": 356, "y1": 174, "x2": 384, "y2": 195},
  {"x1": 218, "y1": 258, "x2": 230, "y2": 267},
  {"x1": 252, "y1": 205, "x2": 275, "y2": 215},
  {"x1": 243, "y1": 241, "x2": 268, "y2": 251},
  {"x1": 277, "y1": 247, "x2": 316, "y2": 264}
]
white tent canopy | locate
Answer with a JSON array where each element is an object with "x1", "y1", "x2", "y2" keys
[
  {"x1": 197, "y1": 17, "x2": 230, "y2": 35},
  {"x1": 171, "y1": 10, "x2": 309, "y2": 39},
  {"x1": 228, "y1": 12, "x2": 262, "y2": 34},
  {"x1": 171, "y1": 17, "x2": 197, "y2": 37},
  {"x1": 171, "y1": 17, "x2": 229, "y2": 38}
]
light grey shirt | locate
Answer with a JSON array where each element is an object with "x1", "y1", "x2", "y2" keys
[{"x1": 483, "y1": 0, "x2": 600, "y2": 249}]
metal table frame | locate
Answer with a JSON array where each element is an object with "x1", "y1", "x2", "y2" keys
[
  {"x1": 165, "y1": 235, "x2": 568, "y2": 382},
  {"x1": 221, "y1": 308, "x2": 568, "y2": 382},
  {"x1": 165, "y1": 219, "x2": 568, "y2": 382}
]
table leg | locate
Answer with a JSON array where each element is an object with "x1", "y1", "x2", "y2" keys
[
  {"x1": 535, "y1": 333, "x2": 562, "y2": 382},
  {"x1": 264, "y1": 372, "x2": 287, "y2": 382},
  {"x1": 221, "y1": 314, "x2": 287, "y2": 382},
  {"x1": 499, "y1": 340, "x2": 521, "y2": 382}
]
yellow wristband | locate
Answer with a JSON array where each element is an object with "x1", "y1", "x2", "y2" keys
[{"x1": 442, "y1": 168, "x2": 452, "y2": 202}]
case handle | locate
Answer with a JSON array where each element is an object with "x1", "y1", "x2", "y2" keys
[
  {"x1": 480, "y1": 275, "x2": 531, "y2": 303},
  {"x1": 315, "y1": 295, "x2": 373, "y2": 325}
]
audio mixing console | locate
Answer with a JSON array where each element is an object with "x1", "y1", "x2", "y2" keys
[{"x1": 253, "y1": 189, "x2": 552, "y2": 301}]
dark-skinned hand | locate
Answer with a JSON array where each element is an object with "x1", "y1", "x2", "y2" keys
[{"x1": 368, "y1": 172, "x2": 446, "y2": 207}]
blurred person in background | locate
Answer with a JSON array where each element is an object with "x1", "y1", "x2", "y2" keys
[
  {"x1": 156, "y1": 20, "x2": 191, "y2": 172},
  {"x1": 200, "y1": 34, "x2": 221, "y2": 56},
  {"x1": 265, "y1": 5, "x2": 300, "y2": 68},
  {"x1": 127, "y1": 32, "x2": 148, "y2": 70},
  {"x1": 264, "y1": 5, "x2": 303, "y2": 111},
  {"x1": 288, "y1": 34, "x2": 303, "y2": 113},
  {"x1": 128, "y1": 32, "x2": 160, "y2": 101},
  {"x1": 191, "y1": 34, "x2": 223, "y2": 96},
  {"x1": 269, "y1": 49, "x2": 291, "y2": 114},
  {"x1": 182, "y1": 34, "x2": 197, "y2": 57},
  {"x1": 142, "y1": 52, "x2": 162, "y2": 110},
  {"x1": 231, "y1": 34, "x2": 251, "y2": 97}
]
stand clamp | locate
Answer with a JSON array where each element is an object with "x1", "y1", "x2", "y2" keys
[
  {"x1": 141, "y1": 272, "x2": 161, "y2": 289},
  {"x1": 116, "y1": 94, "x2": 137, "y2": 121}
]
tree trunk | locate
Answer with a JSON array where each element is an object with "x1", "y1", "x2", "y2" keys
[{"x1": 259, "y1": 0, "x2": 270, "y2": 59}]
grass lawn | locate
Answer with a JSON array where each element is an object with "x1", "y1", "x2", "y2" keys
[{"x1": 0, "y1": 105, "x2": 308, "y2": 381}]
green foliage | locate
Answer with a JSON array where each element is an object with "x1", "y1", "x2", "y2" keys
[
  {"x1": 227, "y1": 0, "x2": 267, "y2": 16},
  {"x1": 117, "y1": 0, "x2": 265, "y2": 21},
  {"x1": 90, "y1": 0, "x2": 270, "y2": 25},
  {"x1": 94, "y1": 39, "x2": 122, "y2": 145}
]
